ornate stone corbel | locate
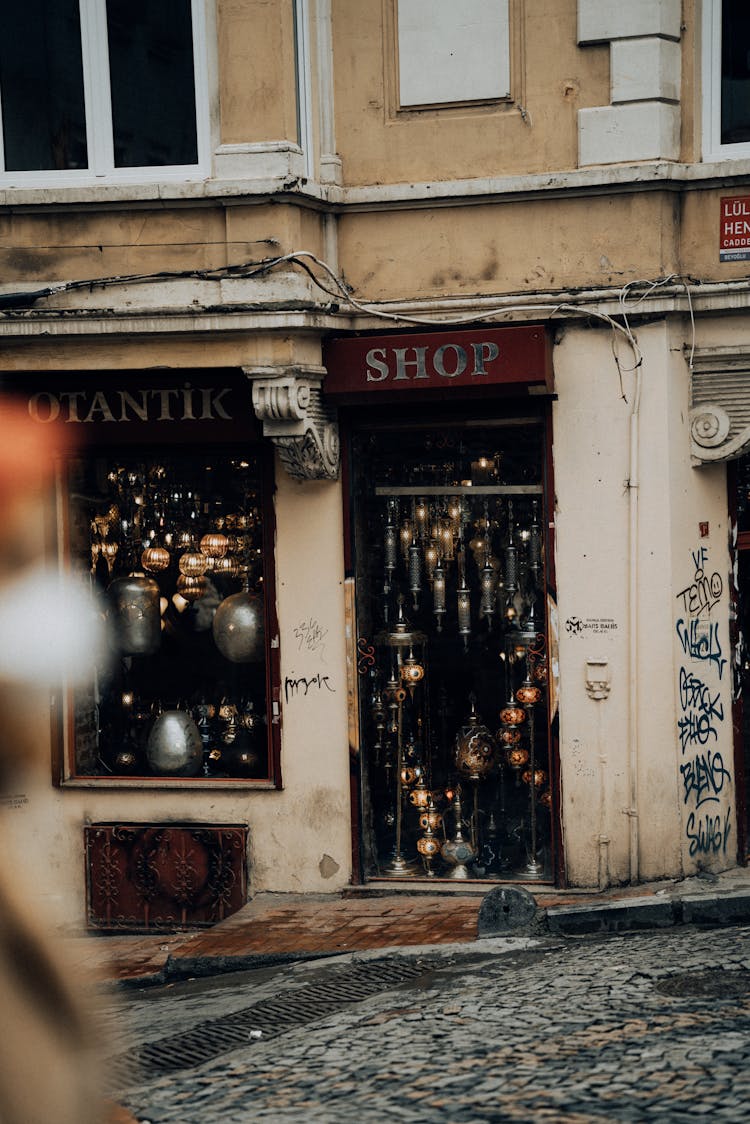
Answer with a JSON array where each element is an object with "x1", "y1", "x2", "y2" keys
[{"x1": 244, "y1": 365, "x2": 339, "y2": 481}]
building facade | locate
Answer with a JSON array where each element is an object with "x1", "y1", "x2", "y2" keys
[{"x1": 0, "y1": 0, "x2": 748, "y2": 929}]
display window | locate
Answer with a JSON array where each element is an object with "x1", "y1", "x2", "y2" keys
[
  {"x1": 10, "y1": 370, "x2": 284, "y2": 788},
  {"x1": 56, "y1": 443, "x2": 279, "y2": 785},
  {"x1": 348, "y1": 411, "x2": 557, "y2": 882}
]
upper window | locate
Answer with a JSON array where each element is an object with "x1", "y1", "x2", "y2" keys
[
  {"x1": 703, "y1": 0, "x2": 750, "y2": 161},
  {"x1": 0, "y1": 0, "x2": 209, "y2": 184}
]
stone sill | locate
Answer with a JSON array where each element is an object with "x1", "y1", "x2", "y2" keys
[{"x1": 1, "y1": 158, "x2": 750, "y2": 214}]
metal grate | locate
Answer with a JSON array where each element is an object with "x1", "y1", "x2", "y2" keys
[
  {"x1": 108, "y1": 955, "x2": 439, "y2": 1087},
  {"x1": 654, "y1": 968, "x2": 750, "y2": 1000}
]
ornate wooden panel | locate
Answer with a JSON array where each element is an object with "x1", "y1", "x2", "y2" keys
[{"x1": 85, "y1": 823, "x2": 248, "y2": 931}]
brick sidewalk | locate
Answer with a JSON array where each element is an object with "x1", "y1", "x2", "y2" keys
[{"x1": 63, "y1": 867, "x2": 750, "y2": 987}]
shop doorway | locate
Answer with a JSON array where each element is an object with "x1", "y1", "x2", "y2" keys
[{"x1": 346, "y1": 409, "x2": 559, "y2": 884}]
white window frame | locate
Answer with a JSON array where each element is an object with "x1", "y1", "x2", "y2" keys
[
  {"x1": 702, "y1": 0, "x2": 750, "y2": 162},
  {"x1": 0, "y1": 0, "x2": 211, "y2": 186}
]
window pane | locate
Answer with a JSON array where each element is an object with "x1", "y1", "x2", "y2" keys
[
  {"x1": 722, "y1": 0, "x2": 750, "y2": 144},
  {"x1": 0, "y1": 0, "x2": 87, "y2": 171},
  {"x1": 67, "y1": 448, "x2": 271, "y2": 780},
  {"x1": 106, "y1": 0, "x2": 198, "y2": 168}
]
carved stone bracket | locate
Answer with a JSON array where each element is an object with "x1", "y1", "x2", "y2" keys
[
  {"x1": 690, "y1": 348, "x2": 750, "y2": 463},
  {"x1": 244, "y1": 365, "x2": 339, "y2": 481}
]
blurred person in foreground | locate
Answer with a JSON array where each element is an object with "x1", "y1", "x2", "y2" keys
[{"x1": 0, "y1": 396, "x2": 114, "y2": 1123}]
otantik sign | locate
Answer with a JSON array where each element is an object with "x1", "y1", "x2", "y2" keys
[
  {"x1": 322, "y1": 326, "x2": 552, "y2": 395},
  {"x1": 8, "y1": 371, "x2": 261, "y2": 445}
]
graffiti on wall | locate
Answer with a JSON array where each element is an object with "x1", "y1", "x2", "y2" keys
[
  {"x1": 284, "y1": 616, "x2": 336, "y2": 706},
  {"x1": 675, "y1": 546, "x2": 732, "y2": 859}
]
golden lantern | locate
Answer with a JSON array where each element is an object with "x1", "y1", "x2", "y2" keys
[
  {"x1": 200, "y1": 532, "x2": 229, "y2": 559},
  {"x1": 516, "y1": 683, "x2": 542, "y2": 706},
  {"x1": 507, "y1": 746, "x2": 530, "y2": 771},
  {"x1": 141, "y1": 544, "x2": 170, "y2": 573},
  {"x1": 408, "y1": 778, "x2": 432, "y2": 809},
  {"x1": 496, "y1": 727, "x2": 522, "y2": 747},
  {"x1": 419, "y1": 807, "x2": 442, "y2": 832},
  {"x1": 499, "y1": 705, "x2": 527, "y2": 728},
  {"x1": 179, "y1": 551, "x2": 208, "y2": 577},
  {"x1": 176, "y1": 574, "x2": 207, "y2": 602},
  {"x1": 213, "y1": 555, "x2": 241, "y2": 578},
  {"x1": 522, "y1": 767, "x2": 547, "y2": 788}
]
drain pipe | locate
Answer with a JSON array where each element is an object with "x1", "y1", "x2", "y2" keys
[{"x1": 626, "y1": 358, "x2": 643, "y2": 884}]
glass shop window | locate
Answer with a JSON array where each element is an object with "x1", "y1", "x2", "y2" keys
[
  {"x1": 351, "y1": 417, "x2": 554, "y2": 882},
  {"x1": 60, "y1": 446, "x2": 277, "y2": 784}
]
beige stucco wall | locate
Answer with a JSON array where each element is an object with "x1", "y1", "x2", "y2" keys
[
  {"x1": 218, "y1": 0, "x2": 298, "y2": 145},
  {"x1": 332, "y1": 0, "x2": 609, "y2": 186},
  {"x1": 553, "y1": 319, "x2": 737, "y2": 888}
]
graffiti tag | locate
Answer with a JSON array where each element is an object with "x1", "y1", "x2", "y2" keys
[
  {"x1": 686, "y1": 809, "x2": 731, "y2": 857},
  {"x1": 680, "y1": 750, "x2": 731, "y2": 808},
  {"x1": 284, "y1": 673, "x2": 336, "y2": 704},
  {"x1": 675, "y1": 618, "x2": 727, "y2": 680}
]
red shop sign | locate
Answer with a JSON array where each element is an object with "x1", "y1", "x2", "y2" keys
[
  {"x1": 323, "y1": 325, "x2": 551, "y2": 396},
  {"x1": 720, "y1": 195, "x2": 750, "y2": 262}
]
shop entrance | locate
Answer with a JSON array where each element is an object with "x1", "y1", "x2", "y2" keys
[{"x1": 347, "y1": 410, "x2": 558, "y2": 883}]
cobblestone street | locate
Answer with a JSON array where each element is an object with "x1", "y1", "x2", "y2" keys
[{"x1": 105, "y1": 924, "x2": 750, "y2": 1122}]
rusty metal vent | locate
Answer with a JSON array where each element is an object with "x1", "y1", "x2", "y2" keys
[
  {"x1": 109, "y1": 955, "x2": 439, "y2": 1087},
  {"x1": 654, "y1": 969, "x2": 750, "y2": 999}
]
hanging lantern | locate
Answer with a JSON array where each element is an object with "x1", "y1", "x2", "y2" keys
[
  {"x1": 516, "y1": 683, "x2": 543, "y2": 706},
  {"x1": 141, "y1": 544, "x2": 170, "y2": 573},
  {"x1": 200, "y1": 532, "x2": 228, "y2": 559},
  {"x1": 213, "y1": 555, "x2": 241, "y2": 578},
  {"x1": 414, "y1": 498, "x2": 429, "y2": 539},
  {"x1": 522, "y1": 767, "x2": 547, "y2": 788},
  {"x1": 539, "y1": 788, "x2": 553, "y2": 809},
  {"x1": 384, "y1": 518, "x2": 398, "y2": 579},
  {"x1": 108, "y1": 575, "x2": 161, "y2": 655},
  {"x1": 439, "y1": 520, "x2": 454, "y2": 561},
  {"x1": 146, "y1": 711, "x2": 203, "y2": 776},
  {"x1": 100, "y1": 539, "x2": 119, "y2": 576},
  {"x1": 176, "y1": 574, "x2": 208, "y2": 602},
  {"x1": 408, "y1": 538, "x2": 422, "y2": 610},
  {"x1": 424, "y1": 540, "x2": 439, "y2": 583},
  {"x1": 419, "y1": 805, "x2": 442, "y2": 832},
  {"x1": 457, "y1": 582, "x2": 471, "y2": 649},
  {"x1": 496, "y1": 726, "x2": 522, "y2": 748},
  {"x1": 432, "y1": 561, "x2": 446, "y2": 631},
  {"x1": 480, "y1": 557, "x2": 496, "y2": 628},
  {"x1": 399, "y1": 519, "x2": 413, "y2": 559},
  {"x1": 179, "y1": 551, "x2": 208, "y2": 577},
  {"x1": 400, "y1": 765, "x2": 418, "y2": 787},
  {"x1": 409, "y1": 777, "x2": 432, "y2": 809},
  {"x1": 506, "y1": 745, "x2": 530, "y2": 772},
  {"x1": 455, "y1": 698, "x2": 497, "y2": 780},
  {"x1": 212, "y1": 589, "x2": 265, "y2": 662},
  {"x1": 499, "y1": 703, "x2": 527, "y2": 728},
  {"x1": 401, "y1": 648, "x2": 425, "y2": 693}
]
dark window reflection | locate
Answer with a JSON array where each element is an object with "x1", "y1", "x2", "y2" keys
[
  {"x1": 0, "y1": 0, "x2": 88, "y2": 171},
  {"x1": 106, "y1": 0, "x2": 198, "y2": 168}
]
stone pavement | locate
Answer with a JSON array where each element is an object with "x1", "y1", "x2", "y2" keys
[
  {"x1": 105, "y1": 923, "x2": 750, "y2": 1123},
  {"x1": 64, "y1": 865, "x2": 750, "y2": 989}
]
